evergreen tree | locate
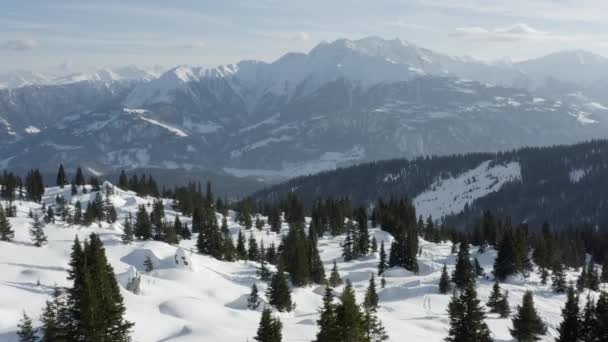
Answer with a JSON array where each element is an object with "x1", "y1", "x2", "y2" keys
[
  {"x1": 552, "y1": 262, "x2": 567, "y2": 293},
  {"x1": 594, "y1": 291, "x2": 608, "y2": 341},
  {"x1": 134, "y1": 205, "x2": 152, "y2": 240},
  {"x1": 29, "y1": 214, "x2": 47, "y2": 247},
  {"x1": 439, "y1": 263, "x2": 451, "y2": 294},
  {"x1": 487, "y1": 280, "x2": 503, "y2": 312},
  {"x1": 452, "y1": 240, "x2": 475, "y2": 290},
  {"x1": 236, "y1": 230, "x2": 247, "y2": 260},
  {"x1": 254, "y1": 307, "x2": 282, "y2": 342},
  {"x1": 496, "y1": 291, "x2": 511, "y2": 318},
  {"x1": 587, "y1": 258, "x2": 600, "y2": 291},
  {"x1": 510, "y1": 291, "x2": 546, "y2": 342},
  {"x1": 315, "y1": 286, "x2": 340, "y2": 342},
  {"x1": 74, "y1": 167, "x2": 85, "y2": 186},
  {"x1": 267, "y1": 263, "x2": 293, "y2": 312},
  {"x1": 377, "y1": 241, "x2": 388, "y2": 275},
  {"x1": 118, "y1": 170, "x2": 129, "y2": 189},
  {"x1": 342, "y1": 226, "x2": 355, "y2": 262},
  {"x1": 56, "y1": 164, "x2": 68, "y2": 188},
  {"x1": 579, "y1": 295, "x2": 596, "y2": 342},
  {"x1": 0, "y1": 204, "x2": 15, "y2": 241},
  {"x1": 601, "y1": 260, "x2": 608, "y2": 283},
  {"x1": 577, "y1": 262, "x2": 588, "y2": 292},
  {"x1": 248, "y1": 234, "x2": 260, "y2": 261},
  {"x1": 556, "y1": 287, "x2": 580, "y2": 342},
  {"x1": 446, "y1": 283, "x2": 492, "y2": 342},
  {"x1": 328, "y1": 260, "x2": 343, "y2": 288},
  {"x1": 248, "y1": 284, "x2": 261, "y2": 310},
  {"x1": 309, "y1": 236, "x2": 326, "y2": 285},
  {"x1": 404, "y1": 228, "x2": 419, "y2": 274},
  {"x1": 335, "y1": 280, "x2": 367, "y2": 341},
  {"x1": 282, "y1": 222, "x2": 311, "y2": 286},
  {"x1": 45, "y1": 206, "x2": 55, "y2": 224},
  {"x1": 494, "y1": 230, "x2": 518, "y2": 281},
  {"x1": 371, "y1": 236, "x2": 378, "y2": 253},
  {"x1": 355, "y1": 207, "x2": 370, "y2": 256},
  {"x1": 121, "y1": 214, "x2": 134, "y2": 244},
  {"x1": 363, "y1": 274, "x2": 379, "y2": 312},
  {"x1": 17, "y1": 312, "x2": 37, "y2": 342},
  {"x1": 40, "y1": 287, "x2": 65, "y2": 342}
]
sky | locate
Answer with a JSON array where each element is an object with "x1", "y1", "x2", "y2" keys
[{"x1": 2, "y1": 0, "x2": 608, "y2": 73}]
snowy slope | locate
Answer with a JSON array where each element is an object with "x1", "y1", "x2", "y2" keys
[
  {"x1": 0, "y1": 183, "x2": 596, "y2": 341},
  {"x1": 414, "y1": 161, "x2": 521, "y2": 219}
]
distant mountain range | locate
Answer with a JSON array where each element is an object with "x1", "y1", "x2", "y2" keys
[{"x1": 2, "y1": 37, "x2": 608, "y2": 180}]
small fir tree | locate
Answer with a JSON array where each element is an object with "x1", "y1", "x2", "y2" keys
[
  {"x1": 328, "y1": 260, "x2": 343, "y2": 288},
  {"x1": 121, "y1": 214, "x2": 134, "y2": 244},
  {"x1": 266, "y1": 263, "x2": 293, "y2": 312},
  {"x1": 487, "y1": 280, "x2": 503, "y2": 312},
  {"x1": 363, "y1": 274, "x2": 379, "y2": 311},
  {"x1": 315, "y1": 286, "x2": 340, "y2": 342},
  {"x1": 439, "y1": 263, "x2": 451, "y2": 294},
  {"x1": 248, "y1": 284, "x2": 261, "y2": 310},
  {"x1": 17, "y1": 312, "x2": 37, "y2": 342},
  {"x1": 0, "y1": 204, "x2": 15, "y2": 241},
  {"x1": 254, "y1": 307, "x2": 282, "y2": 342},
  {"x1": 556, "y1": 287, "x2": 580, "y2": 342},
  {"x1": 510, "y1": 291, "x2": 546, "y2": 341},
  {"x1": 552, "y1": 262, "x2": 567, "y2": 293},
  {"x1": 143, "y1": 255, "x2": 154, "y2": 273},
  {"x1": 377, "y1": 241, "x2": 388, "y2": 275},
  {"x1": 446, "y1": 283, "x2": 492, "y2": 342},
  {"x1": 452, "y1": 240, "x2": 475, "y2": 290},
  {"x1": 29, "y1": 214, "x2": 47, "y2": 247},
  {"x1": 496, "y1": 290, "x2": 511, "y2": 318}
]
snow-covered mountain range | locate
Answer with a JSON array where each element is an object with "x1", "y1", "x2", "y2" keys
[{"x1": 2, "y1": 37, "x2": 608, "y2": 178}]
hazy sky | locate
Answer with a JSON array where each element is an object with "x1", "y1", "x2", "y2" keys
[{"x1": 2, "y1": 0, "x2": 608, "y2": 73}]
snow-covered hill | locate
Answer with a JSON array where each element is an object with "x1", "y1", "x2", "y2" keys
[{"x1": 0, "y1": 184, "x2": 596, "y2": 341}]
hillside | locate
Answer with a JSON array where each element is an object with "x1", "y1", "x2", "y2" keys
[
  {"x1": 251, "y1": 140, "x2": 608, "y2": 229},
  {"x1": 0, "y1": 182, "x2": 597, "y2": 341}
]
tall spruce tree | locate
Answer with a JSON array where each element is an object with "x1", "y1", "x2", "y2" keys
[
  {"x1": 248, "y1": 284, "x2": 261, "y2": 310},
  {"x1": 439, "y1": 263, "x2": 451, "y2": 294},
  {"x1": 552, "y1": 262, "x2": 567, "y2": 293},
  {"x1": 56, "y1": 164, "x2": 68, "y2": 188},
  {"x1": 594, "y1": 291, "x2": 608, "y2": 341},
  {"x1": 134, "y1": 205, "x2": 152, "y2": 240},
  {"x1": 236, "y1": 230, "x2": 247, "y2": 260},
  {"x1": 282, "y1": 222, "x2": 311, "y2": 286},
  {"x1": 248, "y1": 234, "x2": 260, "y2": 261},
  {"x1": 0, "y1": 204, "x2": 15, "y2": 241},
  {"x1": 494, "y1": 229, "x2": 518, "y2": 281},
  {"x1": 446, "y1": 283, "x2": 492, "y2": 342},
  {"x1": 315, "y1": 286, "x2": 340, "y2": 342},
  {"x1": 309, "y1": 236, "x2": 326, "y2": 284},
  {"x1": 121, "y1": 214, "x2": 134, "y2": 244},
  {"x1": 267, "y1": 263, "x2": 293, "y2": 312},
  {"x1": 328, "y1": 260, "x2": 343, "y2": 288},
  {"x1": 29, "y1": 214, "x2": 47, "y2": 247},
  {"x1": 254, "y1": 307, "x2": 282, "y2": 342},
  {"x1": 579, "y1": 295, "x2": 596, "y2": 342},
  {"x1": 557, "y1": 287, "x2": 580, "y2": 342},
  {"x1": 510, "y1": 291, "x2": 546, "y2": 342},
  {"x1": 335, "y1": 280, "x2": 367, "y2": 341},
  {"x1": 452, "y1": 240, "x2": 475, "y2": 290},
  {"x1": 378, "y1": 241, "x2": 388, "y2": 275}
]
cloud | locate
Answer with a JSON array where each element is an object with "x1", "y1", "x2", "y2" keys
[
  {"x1": 177, "y1": 41, "x2": 206, "y2": 49},
  {"x1": 1, "y1": 39, "x2": 39, "y2": 50},
  {"x1": 451, "y1": 23, "x2": 548, "y2": 42},
  {"x1": 292, "y1": 32, "x2": 310, "y2": 41}
]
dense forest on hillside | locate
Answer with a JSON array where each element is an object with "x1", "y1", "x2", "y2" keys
[{"x1": 251, "y1": 140, "x2": 608, "y2": 230}]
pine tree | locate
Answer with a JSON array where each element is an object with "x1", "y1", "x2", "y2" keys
[
  {"x1": 56, "y1": 164, "x2": 68, "y2": 188},
  {"x1": 335, "y1": 280, "x2": 367, "y2": 341},
  {"x1": 404, "y1": 228, "x2": 419, "y2": 274},
  {"x1": 452, "y1": 240, "x2": 475, "y2": 290},
  {"x1": 134, "y1": 205, "x2": 152, "y2": 240},
  {"x1": 121, "y1": 214, "x2": 134, "y2": 244},
  {"x1": 577, "y1": 262, "x2": 588, "y2": 292},
  {"x1": 282, "y1": 222, "x2": 311, "y2": 286},
  {"x1": 580, "y1": 295, "x2": 596, "y2": 342},
  {"x1": 328, "y1": 260, "x2": 343, "y2": 288},
  {"x1": 342, "y1": 227, "x2": 354, "y2": 262},
  {"x1": 309, "y1": 236, "x2": 326, "y2": 285},
  {"x1": 377, "y1": 241, "x2": 388, "y2": 275},
  {"x1": 355, "y1": 207, "x2": 370, "y2": 256},
  {"x1": 248, "y1": 234, "x2": 260, "y2": 261},
  {"x1": 0, "y1": 204, "x2": 14, "y2": 241},
  {"x1": 17, "y1": 312, "x2": 37, "y2": 342},
  {"x1": 594, "y1": 291, "x2": 608, "y2": 341},
  {"x1": 74, "y1": 166, "x2": 85, "y2": 186},
  {"x1": 487, "y1": 280, "x2": 503, "y2": 312},
  {"x1": 587, "y1": 258, "x2": 600, "y2": 291},
  {"x1": 552, "y1": 262, "x2": 567, "y2": 293},
  {"x1": 494, "y1": 230, "x2": 518, "y2": 281},
  {"x1": 29, "y1": 214, "x2": 47, "y2": 247},
  {"x1": 236, "y1": 230, "x2": 247, "y2": 260},
  {"x1": 371, "y1": 236, "x2": 378, "y2": 253},
  {"x1": 510, "y1": 291, "x2": 545, "y2": 341},
  {"x1": 446, "y1": 283, "x2": 492, "y2": 342},
  {"x1": 315, "y1": 286, "x2": 340, "y2": 342},
  {"x1": 248, "y1": 284, "x2": 261, "y2": 310},
  {"x1": 40, "y1": 287, "x2": 64, "y2": 342},
  {"x1": 267, "y1": 263, "x2": 293, "y2": 312},
  {"x1": 439, "y1": 263, "x2": 451, "y2": 294},
  {"x1": 363, "y1": 274, "x2": 379, "y2": 312},
  {"x1": 496, "y1": 290, "x2": 511, "y2": 318},
  {"x1": 601, "y1": 259, "x2": 608, "y2": 283},
  {"x1": 557, "y1": 287, "x2": 580, "y2": 342},
  {"x1": 45, "y1": 206, "x2": 55, "y2": 224},
  {"x1": 254, "y1": 307, "x2": 282, "y2": 342}
]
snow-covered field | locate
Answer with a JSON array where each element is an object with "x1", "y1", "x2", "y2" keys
[{"x1": 0, "y1": 184, "x2": 593, "y2": 341}]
